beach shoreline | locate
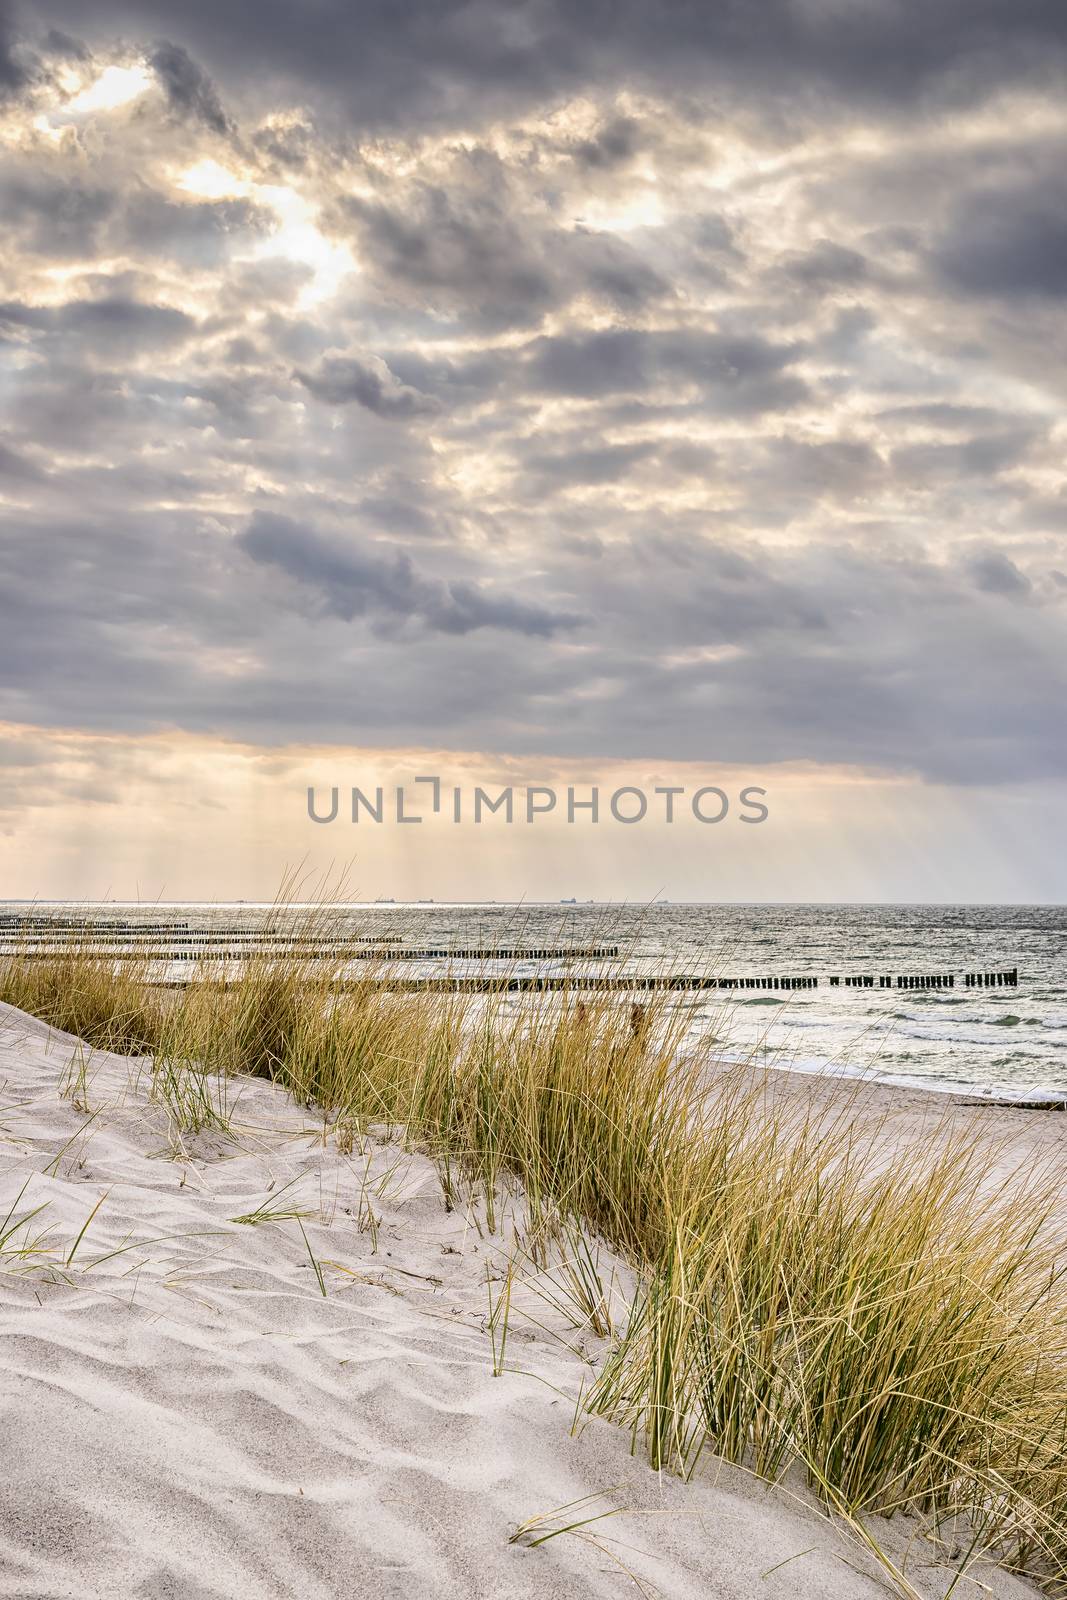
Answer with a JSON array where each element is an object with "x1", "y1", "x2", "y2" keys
[{"x1": 1, "y1": 1000, "x2": 1060, "y2": 1598}]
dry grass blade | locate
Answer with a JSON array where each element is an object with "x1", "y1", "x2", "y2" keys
[
  {"x1": 64, "y1": 1189, "x2": 109, "y2": 1268},
  {"x1": 0, "y1": 1179, "x2": 55, "y2": 1273},
  {"x1": 229, "y1": 1177, "x2": 316, "y2": 1226},
  {"x1": 509, "y1": 1487, "x2": 658, "y2": 1597},
  {"x1": 298, "y1": 1218, "x2": 327, "y2": 1297},
  {"x1": 509, "y1": 1487, "x2": 626, "y2": 1548}
]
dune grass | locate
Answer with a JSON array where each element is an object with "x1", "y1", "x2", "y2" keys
[
  {"x1": 0, "y1": 945, "x2": 166, "y2": 1054},
  {"x1": 1, "y1": 934, "x2": 1065, "y2": 1592}
]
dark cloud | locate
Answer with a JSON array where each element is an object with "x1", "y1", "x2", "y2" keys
[
  {"x1": 967, "y1": 550, "x2": 1032, "y2": 595},
  {"x1": 776, "y1": 240, "x2": 872, "y2": 291},
  {"x1": 524, "y1": 328, "x2": 808, "y2": 411},
  {"x1": 354, "y1": 490, "x2": 442, "y2": 539},
  {"x1": 569, "y1": 115, "x2": 643, "y2": 170},
  {"x1": 0, "y1": 162, "x2": 269, "y2": 265},
  {"x1": 341, "y1": 186, "x2": 558, "y2": 327},
  {"x1": 521, "y1": 440, "x2": 658, "y2": 493},
  {"x1": 251, "y1": 116, "x2": 314, "y2": 173},
  {"x1": 25, "y1": 0, "x2": 1067, "y2": 132},
  {"x1": 0, "y1": 0, "x2": 25, "y2": 94},
  {"x1": 685, "y1": 214, "x2": 740, "y2": 259},
  {"x1": 340, "y1": 182, "x2": 668, "y2": 329},
  {"x1": 0, "y1": 438, "x2": 42, "y2": 480},
  {"x1": 759, "y1": 437, "x2": 885, "y2": 501},
  {"x1": 115, "y1": 192, "x2": 272, "y2": 264},
  {"x1": 933, "y1": 174, "x2": 1067, "y2": 299},
  {"x1": 890, "y1": 427, "x2": 1041, "y2": 483},
  {"x1": 875, "y1": 402, "x2": 1021, "y2": 431},
  {"x1": 237, "y1": 512, "x2": 584, "y2": 637},
  {"x1": 295, "y1": 353, "x2": 442, "y2": 418},
  {"x1": 1022, "y1": 491, "x2": 1067, "y2": 532},
  {"x1": 4, "y1": 498, "x2": 1063, "y2": 784},
  {"x1": 41, "y1": 28, "x2": 89, "y2": 61},
  {"x1": 149, "y1": 40, "x2": 231, "y2": 134},
  {"x1": 0, "y1": 172, "x2": 115, "y2": 256},
  {"x1": 0, "y1": 295, "x2": 195, "y2": 355}
]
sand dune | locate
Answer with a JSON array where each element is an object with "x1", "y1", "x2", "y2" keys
[{"x1": 0, "y1": 1001, "x2": 1044, "y2": 1599}]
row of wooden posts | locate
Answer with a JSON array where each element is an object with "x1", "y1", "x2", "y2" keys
[
  {"x1": 0, "y1": 943, "x2": 623, "y2": 962},
  {"x1": 0, "y1": 934, "x2": 405, "y2": 949},
  {"x1": 829, "y1": 971, "x2": 1018, "y2": 989},
  {"x1": 0, "y1": 953, "x2": 1018, "y2": 987},
  {"x1": 370, "y1": 971, "x2": 1019, "y2": 994},
  {"x1": 709, "y1": 971, "x2": 1017, "y2": 990},
  {"x1": 146, "y1": 970, "x2": 1021, "y2": 995},
  {"x1": 0, "y1": 917, "x2": 194, "y2": 932}
]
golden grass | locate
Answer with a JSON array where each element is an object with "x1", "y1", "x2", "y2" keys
[
  {"x1": 2, "y1": 933, "x2": 1065, "y2": 1593},
  {"x1": 0, "y1": 945, "x2": 166, "y2": 1053}
]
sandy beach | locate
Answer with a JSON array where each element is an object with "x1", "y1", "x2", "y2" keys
[
  {"x1": 731, "y1": 1062, "x2": 1067, "y2": 1234},
  {"x1": 0, "y1": 998, "x2": 1058, "y2": 1598}
]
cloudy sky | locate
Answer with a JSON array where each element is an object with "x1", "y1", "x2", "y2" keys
[{"x1": 1, "y1": 0, "x2": 1065, "y2": 901}]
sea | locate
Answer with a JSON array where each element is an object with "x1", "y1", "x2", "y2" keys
[{"x1": 3, "y1": 902, "x2": 1065, "y2": 1100}]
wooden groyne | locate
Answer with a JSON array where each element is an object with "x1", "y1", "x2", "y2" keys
[
  {"x1": 0, "y1": 930, "x2": 1020, "y2": 994},
  {"x1": 828, "y1": 971, "x2": 1018, "y2": 990},
  {"x1": 143, "y1": 969, "x2": 1021, "y2": 995},
  {"x1": 150, "y1": 974, "x2": 813, "y2": 994},
  {"x1": 308, "y1": 969, "x2": 1021, "y2": 995},
  {"x1": 0, "y1": 926, "x2": 403, "y2": 946},
  {"x1": 0, "y1": 943, "x2": 622, "y2": 962},
  {"x1": 0, "y1": 918, "x2": 193, "y2": 933}
]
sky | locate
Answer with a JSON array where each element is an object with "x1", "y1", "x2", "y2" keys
[{"x1": 1, "y1": 0, "x2": 1066, "y2": 902}]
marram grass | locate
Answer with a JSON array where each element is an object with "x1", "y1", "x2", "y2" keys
[{"x1": 2, "y1": 937, "x2": 1065, "y2": 1592}]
